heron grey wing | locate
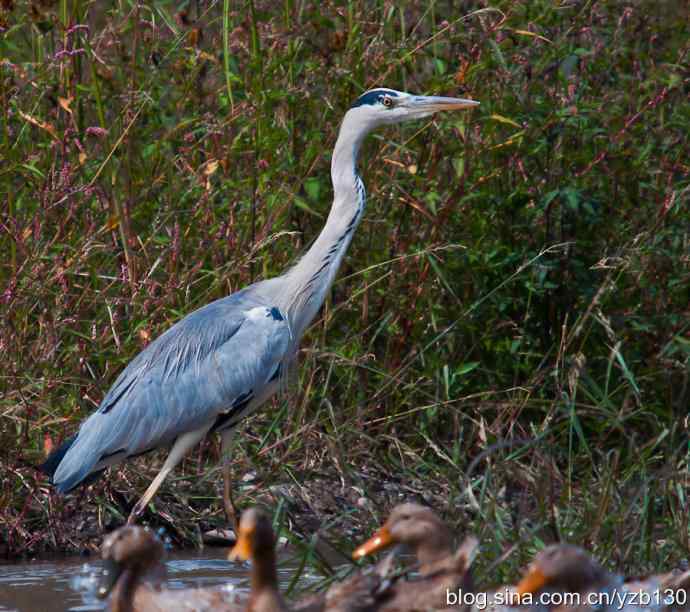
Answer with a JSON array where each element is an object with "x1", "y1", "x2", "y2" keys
[
  {"x1": 97, "y1": 293, "x2": 252, "y2": 415},
  {"x1": 107, "y1": 303, "x2": 292, "y2": 454},
  {"x1": 51, "y1": 291, "x2": 291, "y2": 491}
]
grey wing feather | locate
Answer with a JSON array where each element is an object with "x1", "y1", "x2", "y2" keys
[{"x1": 52, "y1": 288, "x2": 291, "y2": 492}]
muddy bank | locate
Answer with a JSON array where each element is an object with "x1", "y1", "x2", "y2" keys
[{"x1": 2, "y1": 460, "x2": 456, "y2": 559}]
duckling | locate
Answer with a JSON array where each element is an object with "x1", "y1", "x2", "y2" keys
[{"x1": 352, "y1": 502, "x2": 477, "y2": 611}]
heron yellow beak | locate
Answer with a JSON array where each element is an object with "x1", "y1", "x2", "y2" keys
[
  {"x1": 405, "y1": 95, "x2": 480, "y2": 114},
  {"x1": 352, "y1": 525, "x2": 394, "y2": 560},
  {"x1": 228, "y1": 527, "x2": 253, "y2": 562},
  {"x1": 516, "y1": 566, "x2": 548, "y2": 598}
]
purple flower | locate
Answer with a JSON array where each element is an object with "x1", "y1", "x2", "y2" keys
[{"x1": 85, "y1": 126, "x2": 108, "y2": 138}]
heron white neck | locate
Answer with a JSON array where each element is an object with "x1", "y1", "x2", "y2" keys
[{"x1": 284, "y1": 111, "x2": 369, "y2": 339}]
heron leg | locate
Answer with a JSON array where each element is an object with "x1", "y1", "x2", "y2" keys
[
  {"x1": 221, "y1": 430, "x2": 240, "y2": 533},
  {"x1": 127, "y1": 426, "x2": 210, "y2": 525}
]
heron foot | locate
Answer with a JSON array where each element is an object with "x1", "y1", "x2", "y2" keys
[
  {"x1": 127, "y1": 500, "x2": 146, "y2": 525},
  {"x1": 223, "y1": 465, "x2": 240, "y2": 534}
]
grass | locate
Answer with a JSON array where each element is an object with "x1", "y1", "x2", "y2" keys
[{"x1": 1, "y1": 0, "x2": 689, "y2": 586}]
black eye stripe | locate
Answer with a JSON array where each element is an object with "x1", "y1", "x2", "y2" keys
[{"x1": 351, "y1": 89, "x2": 400, "y2": 108}]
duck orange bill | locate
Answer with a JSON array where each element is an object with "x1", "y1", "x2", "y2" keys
[
  {"x1": 352, "y1": 526, "x2": 393, "y2": 560},
  {"x1": 516, "y1": 566, "x2": 548, "y2": 598},
  {"x1": 228, "y1": 528, "x2": 253, "y2": 562}
]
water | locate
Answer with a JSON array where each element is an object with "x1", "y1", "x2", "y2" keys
[{"x1": 0, "y1": 548, "x2": 319, "y2": 612}]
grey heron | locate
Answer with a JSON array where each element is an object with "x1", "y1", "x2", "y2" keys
[{"x1": 40, "y1": 88, "x2": 479, "y2": 526}]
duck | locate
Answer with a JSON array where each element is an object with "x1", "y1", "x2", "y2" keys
[
  {"x1": 97, "y1": 525, "x2": 170, "y2": 612},
  {"x1": 292, "y1": 558, "x2": 394, "y2": 612},
  {"x1": 97, "y1": 508, "x2": 283, "y2": 612},
  {"x1": 514, "y1": 543, "x2": 690, "y2": 612},
  {"x1": 656, "y1": 569, "x2": 690, "y2": 611},
  {"x1": 228, "y1": 507, "x2": 407, "y2": 612},
  {"x1": 352, "y1": 502, "x2": 478, "y2": 611},
  {"x1": 98, "y1": 508, "x2": 396, "y2": 612},
  {"x1": 228, "y1": 507, "x2": 288, "y2": 611},
  {"x1": 515, "y1": 544, "x2": 618, "y2": 610}
]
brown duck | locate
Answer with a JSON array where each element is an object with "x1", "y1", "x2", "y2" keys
[
  {"x1": 231, "y1": 507, "x2": 398, "y2": 612},
  {"x1": 515, "y1": 544, "x2": 690, "y2": 612},
  {"x1": 98, "y1": 508, "x2": 284, "y2": 612},
  {"x1": 98, "y1": 508, "x2": 394, "y2": 612},
  {"x1": 515, "y1": 543, "x2": 617, "y2": 609},
  {"x1": 352, "y1": 502, "x2": 478, "y2": 611}
]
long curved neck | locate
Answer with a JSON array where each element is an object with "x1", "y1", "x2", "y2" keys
[
  {"x1": 110, "y1": 568, "x2": 136, "y2": 612},
  {"x1": 284, "y1": 111, "x2": 371, "y2": 338},
  {"x1": 249, "y1": 546, "x2": 286, "y2": 612}
]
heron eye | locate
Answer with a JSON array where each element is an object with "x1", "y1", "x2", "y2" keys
[{"x1": 382, "y1": 96, "x2": 393, "y2": 108}]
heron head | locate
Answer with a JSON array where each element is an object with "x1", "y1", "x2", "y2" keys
[{"x1": 348, "y1": 88, "x2": 479, "y2": 128}]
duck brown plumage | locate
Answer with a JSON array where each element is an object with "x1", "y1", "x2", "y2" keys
[
  {"x1": 99, "y1": 509, "x2": 396, "y2": 612},
  {"x1": 98, "y1": 509, "x2": 284, "y2": 612},
  {"x1": 228, "y1": 507, "x2": 288, "y2": 612},
  {"x1": 352, "y1": 502, "x2": 477, "y2": 611},
  {"x1": 516, "y1": 544, "x2": 615, "y2": 601},
  {"x1": 517, "y1": 543, "x2": 690, "y2": 612}
]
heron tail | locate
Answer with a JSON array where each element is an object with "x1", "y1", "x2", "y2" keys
[
  {"x1": 40, "y1": 435, "x2": 107, "y2": 493},
  {"x1": 39, "y1": 435, "x2": 76, "y2": 486}
]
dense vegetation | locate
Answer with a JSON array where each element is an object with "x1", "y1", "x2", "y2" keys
[{"x1": 1, "y1": 0, "x2": 688, "y2": 581}]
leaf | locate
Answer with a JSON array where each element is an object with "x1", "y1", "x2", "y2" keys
[
  {"x1": 18, "y1": 109, "x2": 58, "y2": 140},
  {"x1": 563, "y1": 188, "x2": 580, "y2": 211},
  {"x1": 559, "y1": 54, "x2": 580, "y2": 80},
  {"x1": 304, "y1": 177, "x2": 321, "y2": 201},
  {"x1": 490, "y1": 113, "x2": 521, "y2": 128},
  {"x1": 20, "y1": 163, "x2": 45, "y2": 178},
  {"x1": 669, "y1": 336, "x2": 690, "y2": 356},
  {"x1": 612, "y1": 345, "x2": 640, "y2": 396},
  {"x1": 44, "y1": 433, "x2": 54, "y2": 457},
  {"x1": 490, "y1": 130, "x2": 525, "y2": 149},
  {"x1": 58, "y1": 96, "x2": 74, "y2": 114},
  {"x1": 541, "y1": 189, "x2": 559, "y2": 210},
  {"x1": 455, "y1": 362, "x2": 480, "y2": 376},
  {"x1": 509, "y1": 28, "x2": 552, "y2": 44},
  {"x1": 105, "y1": 215, "x2": 120, "y2": 231},
  {"x1": 488, "y1": 39, "x2": 508, "y2": 72},
  {"x1": 293, "y1": 196, "x2": 323, "y2": 218},
  {"x1": 203, "y1": 159, "x2": 219, "y2": 176},
  {"x1": 454, "y1": 59, "x2": 470, "y2": 85}
]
